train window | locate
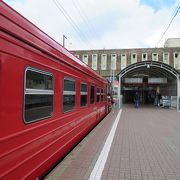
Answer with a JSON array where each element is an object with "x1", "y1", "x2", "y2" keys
[
  {"x1": 101, "y1": 89, "x2": 104, "y2": 101},
  {"x1": 90, "y1": 86, "x2": 95, "y2": 104},
  {"x1": 80, "y1": 83, "x2": 87, "y2": 107},
  {"x1": 63, "y1": 78, "x2": 76, "y2": 112},
  {"x1": 24, "y1": 68, "x2": 54, "y2": 123},
  {"x1": 96, "y1": 88, "x2": 100, "y2": 102}
]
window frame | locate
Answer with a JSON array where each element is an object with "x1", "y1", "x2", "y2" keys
[
  {"x1": 101, "y1": 54, "x2": 107, "y2": 70},
  {"x1": 63, "y1": 77, "x2": 76, "y2": 113},
  {"x1": 111, "y1": 54, "x2": 117, "y2": 70},
  {"x1": 75, "y1": 55, "x2": 80, "y2": 58},
  {"x1": 163, "y1": 52, "x2": 169, "y2": 64},
  {"x1": 96, "y1": 87, "x2": 100, "y2": 103},
  {"x1": 174, "y1": 52, "x2": 180, "y2": 69},
  {"x1": 142, "y1": 53, "x2": 148, "y2": 61},
  {"x1": 101, "y1": 88, "x2": 104, "y2": 102},
  {"x1": 82, "y1": 54, "x2": 88, "y2": 65},
  {"x1": 24, "y1": 67, "x2": 54, "y2": 124},
  {"x1": 92, "y1": 54, "x2": 98, "y2": 70},
  {"x1": 174, "y1": 52, "x2": 180, "y2": 58},
  {"x1": 80, "y1": 82, "x2": 88, "y2": 108},
  {"x1": 90, "y1": 85, "x2": 95, "y2": 104},
  {"x1": 131, "y1": 53, "x2": 137, "y2": 64},
  {"x1": 152, "y1": 53, "x2": 158, "y2": 61},
  {"x1": 121, "y1": 54, "x2": 127, "y2": 70}
]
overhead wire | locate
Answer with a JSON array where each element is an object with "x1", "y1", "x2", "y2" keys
[
  {"x1": 52, "y1": 0, "x2": 93, "y2": 49},
  {"x1": 72, "y1": 0, "x2": 99, "y2": 39},
  {"x1": 156, "y1": 2, "x2": 180, "y2": 47}
]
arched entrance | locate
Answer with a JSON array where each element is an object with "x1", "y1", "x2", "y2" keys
[{"x1": 117, "y1": 61, "x2": 180, "y2": 111}]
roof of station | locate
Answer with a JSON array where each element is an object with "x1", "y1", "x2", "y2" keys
[{"x1": 118, "y1": 61, "x2": 180, "y2": 80}]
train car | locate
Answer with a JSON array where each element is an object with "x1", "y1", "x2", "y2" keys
[{"x1": 0, "y1": 2, "x2": 109, "y2": 179}]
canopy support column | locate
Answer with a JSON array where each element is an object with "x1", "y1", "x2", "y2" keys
[
  {"x1": 118, "y1": 75, "x2": 121, "y2": 108},
  {"x1": 177, "y1": 76, "x2": 180, "y2": 111}
]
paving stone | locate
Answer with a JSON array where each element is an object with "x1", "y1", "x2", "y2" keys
[{"x1": 45, "y1": 105, "x2": 180, "y2": 180}]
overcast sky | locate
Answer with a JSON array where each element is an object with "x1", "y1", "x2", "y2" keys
[{"x1": 4, "y1": 0, "x2": 180, "y2": 50}]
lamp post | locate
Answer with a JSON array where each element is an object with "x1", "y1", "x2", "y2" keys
[{"x1": 63, "y1": 35, "x2": 67, "y2": 47}]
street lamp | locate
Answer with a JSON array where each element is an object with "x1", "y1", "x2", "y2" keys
[{"x1": 63, "y1": 35, "x2": 67, "y2": 47}]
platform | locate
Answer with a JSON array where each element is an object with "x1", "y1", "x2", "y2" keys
[{"x1": 45, "y1": 105, "x2": 180, "y2": 180}]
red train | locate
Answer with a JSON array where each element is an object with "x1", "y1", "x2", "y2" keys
[{"x1": 0, "y1": 2, "x2": 110, "y2": 179}]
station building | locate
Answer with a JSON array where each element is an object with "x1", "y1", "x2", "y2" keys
[{"x1": 71, "y1": 38, "x2": 180, "y2": 109}]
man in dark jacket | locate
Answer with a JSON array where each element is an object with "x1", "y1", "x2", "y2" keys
[{"x1": 134, "y1": 92, "x2": 140, "y2": 108}]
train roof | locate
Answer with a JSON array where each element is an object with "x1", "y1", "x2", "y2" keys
[{"x1": 0, "y1": 1, "x2": 107, "y2": 84}]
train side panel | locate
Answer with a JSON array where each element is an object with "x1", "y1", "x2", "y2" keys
[{"x1": 0, "y1": 2, "x2": 108, "y2": 179}]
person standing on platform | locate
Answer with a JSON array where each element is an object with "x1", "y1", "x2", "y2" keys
[
  {"x1": 157, "y1": 93, "x2": 162, "y2": 107},
  {"x1": 107, "y1": 93, "x2": 113, "y2": 112},
  {"x1": 134, "y1": 92, "x2": 140, "y2": 108}
]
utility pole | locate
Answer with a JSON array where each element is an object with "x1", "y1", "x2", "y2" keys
[{"x1": 63, "y1": 35, "x2": 67, "y2": 47}]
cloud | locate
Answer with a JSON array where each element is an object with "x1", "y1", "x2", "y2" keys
[
  {"x1": 3, "y1": 0, "x2": 180, "y2": 50},
  {"x1": 85, "y1": 0, "x2": 180, "y2": 49}
]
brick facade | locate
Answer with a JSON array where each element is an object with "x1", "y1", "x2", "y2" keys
[{"x1": 71, "y1": 47, "x2": 180, "y2": 78}]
